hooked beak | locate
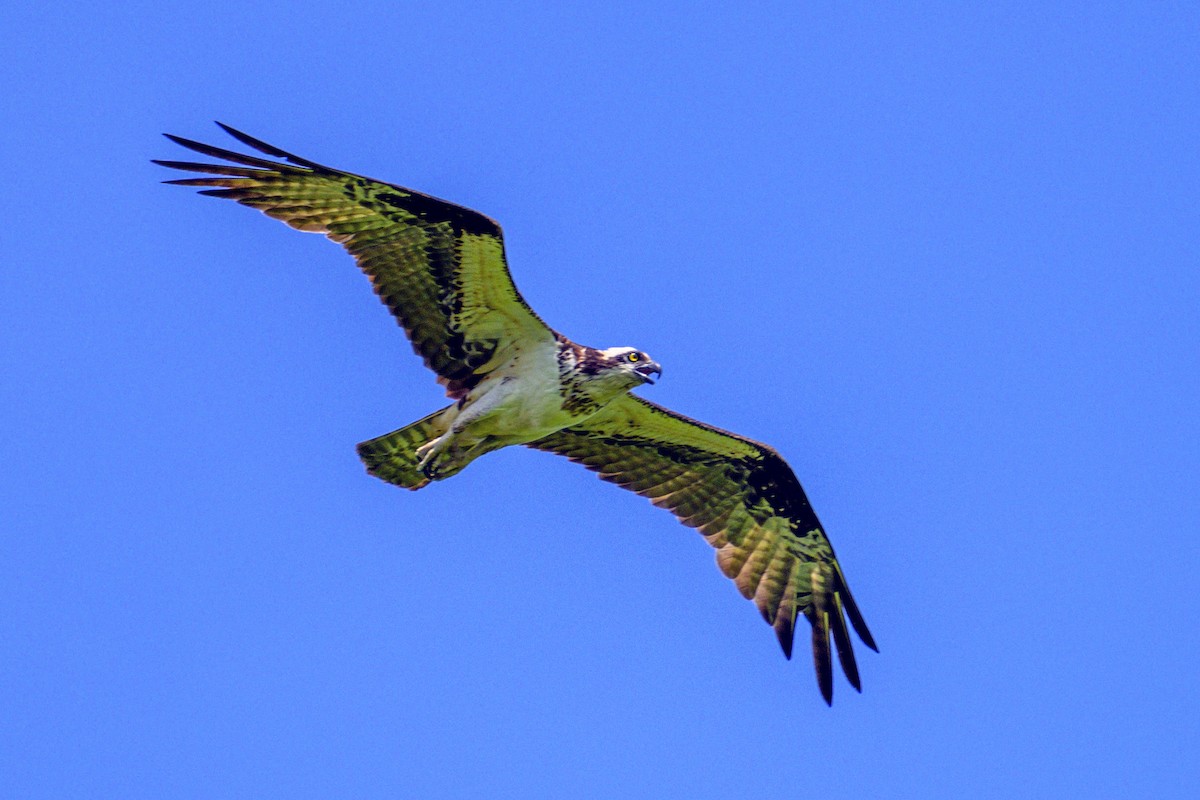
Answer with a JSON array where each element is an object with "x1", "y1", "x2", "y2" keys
[{"x1": 635, "y1": 361, "x2": 663, "y2": 385}]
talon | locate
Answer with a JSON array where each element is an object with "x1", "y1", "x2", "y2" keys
[
  {"x1": 416, "y1": 445, "x2": 435, "y2": 471},
  {"x1": 418, "y1": 452, "x2": 442, "y2": 478},
  {"x1": 415, "y1": 436, "x2": 446, "y2": 473},
  {"x1": 416, "y1": 434, "x2": 464, "y2": 480}
]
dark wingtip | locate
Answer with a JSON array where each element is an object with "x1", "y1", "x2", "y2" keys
[
  {"x1": 159, "y1": 131, "x2": 286, "y2": 170},
  {"x1": 774, "y1": 610, "x2": 796, "y2": 660},
  {"x1": 847, "y1": 599, "x2": 879, "y2": 652},
  {"x1": 830, "y1": 601, "x2": 862, "y2": 693},
  {"x1": 162, "y1": 132, "x2": 198, "y2": 148},
  {"x1": 214, "y1": 121, "x2": 276, "y2": 152},
  {"x1": 836, "y1": 564, "x2": 879, "y2": 652},
  {"x1": 812, "y1": 615, "x2": 834, "y2": 706},
  {"x1": 214, "y1": 121, "x2": 332, "y2": 171}
]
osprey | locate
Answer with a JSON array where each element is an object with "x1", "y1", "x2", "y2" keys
[{"x1": 156, "y1": 124, "x2": 878, "y2": 704}]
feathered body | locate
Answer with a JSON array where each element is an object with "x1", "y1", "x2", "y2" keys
[{"x1": 156, "y1": 124, "x2": 878, "y2": 705}]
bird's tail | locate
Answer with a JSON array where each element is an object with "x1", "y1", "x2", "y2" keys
[{"x1": 356, "y1": 405, "x2": 457, "y2": 490}]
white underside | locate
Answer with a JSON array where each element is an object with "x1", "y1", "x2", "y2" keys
[{"x1": 416, "y1": 339, "x2": 587, "y2": 473}]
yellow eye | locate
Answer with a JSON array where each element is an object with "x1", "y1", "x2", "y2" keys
[{"x1": 627, "y1": 352, "x2": 641, "y2": 363}]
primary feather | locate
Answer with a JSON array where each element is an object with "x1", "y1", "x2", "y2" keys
[{"x1": 156, "y1": 123, "x2": 877, "y2": 704}]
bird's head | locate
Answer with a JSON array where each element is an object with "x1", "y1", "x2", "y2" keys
[{"x1": 598, "y1": 347, "x2": 663, "y2": 386}]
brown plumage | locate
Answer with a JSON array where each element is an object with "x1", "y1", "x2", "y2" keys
[
  {"x1": 529, "y1": 395, "x2": 876, "y2": 704},
  {"x1": 156, "y1": 124, "x2": 877, "y2": 705},
  {"x1": 155, "y1": 123, "x2": 551, "y2": 401}
]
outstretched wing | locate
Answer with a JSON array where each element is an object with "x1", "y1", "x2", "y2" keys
[
  {"x1": 527, "y1": 394, "x2": 876, "y2": 704},
  {"x1": 155, "y1": 123, "x2": 554, "y2": 398}
]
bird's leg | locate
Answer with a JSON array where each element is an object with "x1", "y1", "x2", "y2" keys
[
  {"x1": 415, "y1": 435, "x2": 450, "y2": 471},
  {"x1": 417, "y1": 432, "x2": 497, "y2": 479},
  {"x1": 416, "y1": 432, "x2": 472, "y2": 479},
  {"x1": 417, "y1": 379, "x2": 513, "y2": 478}
]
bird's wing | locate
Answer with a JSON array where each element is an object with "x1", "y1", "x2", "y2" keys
[
  {"x1": 155, "y1": 123, "x2": 554, "y2": 398},
  {"x1": 526, "y1": 394, "x2": 876, "y2": 704}
]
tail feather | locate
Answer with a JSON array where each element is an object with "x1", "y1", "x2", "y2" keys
[{"x1": 356, "y1": 406, "x2": 455, "y2": 490}]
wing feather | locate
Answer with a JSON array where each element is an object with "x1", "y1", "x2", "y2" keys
[
  {"x1": 527, "y1": 394, "x2": 876, "y2": 704},
  {"x1": 155, "y1": 123, "x2": 553, "y2": 397}
]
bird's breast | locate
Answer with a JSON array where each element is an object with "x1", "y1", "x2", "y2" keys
[{"x1": 462, "y1": 344, "x2": 586, "y2": 439}]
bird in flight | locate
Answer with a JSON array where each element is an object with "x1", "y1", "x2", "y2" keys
[{"x1": 155, "y1": 124, "x2": 877, "y2": 704}]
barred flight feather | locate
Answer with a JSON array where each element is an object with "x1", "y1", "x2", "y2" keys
[
  {"x1": 153, "y1": 123, "x2": 552, "y2": 401},
  {"x1": 528, "y1": 394, "x2": 877, "y2": 704},
  {"x1": 157, "y1": 123, "x2": 877, "y2": 705}
]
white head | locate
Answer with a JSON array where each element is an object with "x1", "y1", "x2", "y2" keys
[{"x1": 597, "y1": 346, "x2": 663, "y2": 386}]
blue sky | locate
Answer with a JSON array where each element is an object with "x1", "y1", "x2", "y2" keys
[{"x1": 3, "y1": 2, "x2": 1197, "y2": 797}]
